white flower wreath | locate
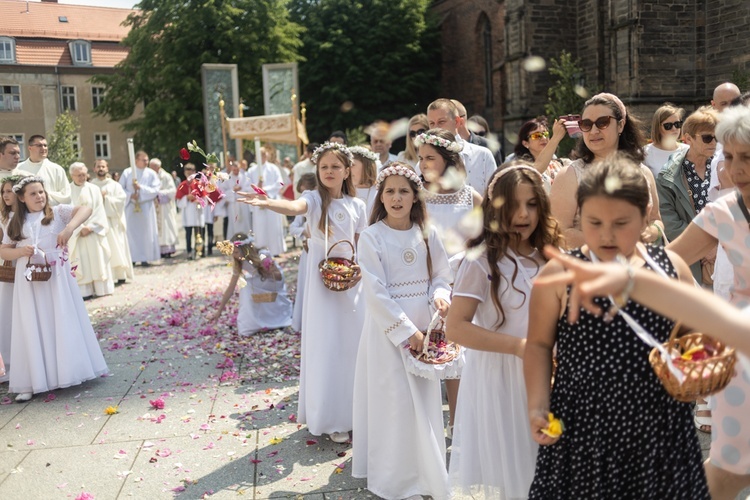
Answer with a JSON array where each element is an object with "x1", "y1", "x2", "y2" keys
[
  {"x1": 348, "y1": 146, "x2": 378, "y2": 163},
  {"x1": 412, "y1": 133, "x2": 463, "y2": 153},
  {"x1": 311, "y1": 142, "x2": 354, "y2": 166},
  {"x1": 375, "y1": 162, "x2": 423, "y2": 190}
]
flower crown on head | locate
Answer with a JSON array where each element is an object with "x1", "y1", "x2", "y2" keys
[
  {"x1": 348, "y1": 146, "x2": 378, "y2": 163},
  {"x1": 2, "y1": 174, "x2": 29, "y2": 187},
  {"x1": 375, "y1": 162, "x2": 423, "y2": 190},
  {"x1": 413, "y1": 132, "x2": 463, "y2": 153},
  {"x1": 12, "y1": 175, "x2": 44, "y2": 194},
  {"x1": 311, "y1": 142, "x2": 354, "y2": 166},
  {"x1": 486, "y1": 164, "x2": 543, "y2": 199}
]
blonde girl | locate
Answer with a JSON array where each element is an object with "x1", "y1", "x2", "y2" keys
[
  {"x1": 0, "y1": 175, "x2": 25, "y2": 381},
  {"x1": 352, "y1": 162, "x2": 452, "y2": 500},
  {"x1": 348, "y1": 145, "x2": 378, "y2": 217},
  {"x1": 397, "y1": 113, "x2": 429, "y2": 168},
  {"x1": 238, "y1": 142, "x2": 367, "y2": 444}
]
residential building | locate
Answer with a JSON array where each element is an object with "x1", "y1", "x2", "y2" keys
[{"x1": 0, "y1": 0, "x2": 138, "y2": 172}]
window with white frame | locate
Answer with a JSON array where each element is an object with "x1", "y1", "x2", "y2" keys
[
  {"x1": 0, "y1": 134, "x2": 25, "y2": 160},
  {"x1": 61, "y1": 86, "x2": 76, "y2": 111},
  {"x1": 72, "y1": 133, "x2": 81, "y2": 158},
  {"x1": 91, "y1": 86, "x2": 105, "y2": 109},
  {"x1": 0, "y1": 85, "x2": 21, "y2": 112},
  {"x1": 69, "y1": 40, "x2": 91, "y2": 66},
  {"x1": 0, "y1": 37, "x2": 15, "y2": 64},
  {"x1": 94, "y1": 133, "x2": 110, "y2": 159}
]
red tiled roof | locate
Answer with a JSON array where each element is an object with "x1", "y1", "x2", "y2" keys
[
  {"x1": 0, "y1": 1, "x2": 136, "y2": 42},
  {"x1": 13, "y1": 39, "x2": 129, "y2": 67}
]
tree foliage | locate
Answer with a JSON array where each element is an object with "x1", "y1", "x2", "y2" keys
[
  {"x1": 47, "y1": 110, "x2": 80, "y2": 174},
  {"x1": 93, "y1": 0, "x2": 302, "y2": 159},
  {"x1": 289, "y1": 0, "x2": 441, "y2": 142}
]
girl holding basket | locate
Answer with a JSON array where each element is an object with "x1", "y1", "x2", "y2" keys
[
  {"x1": 352, "y1": 162, "x2": 452, "y2": 499},
  {"x1": 239, "y1": 142, "x2": 367, "y2": 444},
  {"x1": 1, "y1": 176, "x2": 108, "y2": 402}
]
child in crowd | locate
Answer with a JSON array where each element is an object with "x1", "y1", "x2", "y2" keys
[
  {"x1": 0, "y1": 175, "x2": 25, "y2": 381},
  {"x1": 0, "y1": 176, "x2": 108, "y2": 402},
  {"x1": 288, "y1": 173, "x2": 317, "y2": 332},
  {"x1": 349, "y1": 146, "x2": 378, "y2": 218},
  {"x1": 238, "y1": 142, "x2": 367, "y2": 444},
  {"x1": 524, "y1": 157, "x2": 708, "y2": 498},
  {"x1": 352, "y1": 162, "x2": 452, "y2": 500},
  {"x1": 175, "y1": 163, "x2": 205, "y2": 259},
  {"x1": 446, "y1": 163, "x2": 563, "y2": 498},
  {"x1": 210, "y1": 232, "x2": 292, "y2": 335}
]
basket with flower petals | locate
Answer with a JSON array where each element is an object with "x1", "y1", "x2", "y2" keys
[
  {"x1": 649, "y1": 323, "x2": 736, "y2": 403},
  {"x1": 25, "y1": 255, "x2": 52, "y2": 282},
  {"x1": 404, "y1": 312, "x2": 463, "y2": 381},
  {"x1": 318, "y1": 240, "x2": 361, "y2": 292}
]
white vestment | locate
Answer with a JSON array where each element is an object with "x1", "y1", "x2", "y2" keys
[
  {"x1": 154, "y1": 168, "x2": 179, "y2": 253},
  {"x1": 176, "y1": 189, "x2": 206, "y2": 228},
  {"x1": 119, "y1": 166, "x2": 160, "y2": 263},
  {"x1": 16, "y1": 158, "x2": 71, "y2": 206},
  {"x1": 245, "y1": 163, "x2": 286, "y2": 255},
  {"x1": 221, "y1": 172, "x2": 252, "y2": 238},
  {"x1": 90, "y1": 177, "x2": 133, "y2": 281},
  {"x1": 69, "y1": 182, "x2": 114, "y2": 297}
]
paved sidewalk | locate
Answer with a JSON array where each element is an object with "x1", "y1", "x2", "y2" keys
[{"x1": 0, "y1": 248, "x2": 740, "y2": 499}]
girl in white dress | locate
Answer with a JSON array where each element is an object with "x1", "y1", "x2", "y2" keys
[
  {"x1": 349, "y1": 146, "x2": 378, "y2": 219},
  {"x1": 210, "y1": 233, "x2": 292, "y2": 335},
  {"x1": 353, "y1": 162, "x2": 452, "y2": 500},
  {"x1": 416, "y1": 128, "x2": 483, "y2": 437},
  {"x1": 239, "y1": 142, "x2": 367, "y2": 444},
  {"x1": 446, "y1": 164, "x2": 564, "y2": 499},
  {"x1": 1, "y1": 176, "x2": 109, "y2": 402},
  {"x1": 0, "y1": 175, "x2": 25, "y2": 382}
]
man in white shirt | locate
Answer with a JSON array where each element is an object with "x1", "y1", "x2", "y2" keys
[
  {"x1": 68, "y1": 162, "x2": 114, "y2": 298},
  {"x1": 90, "y1": 159, "x2": 133, "y2": 284},
  {"x1": 119, "y1": 150, "x2": 161, "y2": 265},
  {"x1": 427, "y1": 99, "x2": 497, "y2": 195},
  {"x1": 149, "y1": 158, "x2": 179, "y2": 258},
  {"x1": 16, "y1": 134, "x2": 71, "y2": 205}
]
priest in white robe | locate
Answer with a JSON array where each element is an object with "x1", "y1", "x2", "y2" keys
[
  {"x1": 90, "y1": 159, "x2": 133, "y2": 283},
  {"x1": 149, "y1": 158, "x2": 179, "y2": 257},
  {"x1": 68, "y1": 163, "x2": 114, "y2": 297},
  {"x1": 221, "y1": 161, "x2": 253, "y2": 239},
  {"x1": 245, "y1": 148, "x2": 286, "y2": 255},
  {"x1": 16, "y1": 134, "x2": 71, "y2": 206},
  {"x1": 119, "y1": 151, "x2": 161, "y2": 265}
]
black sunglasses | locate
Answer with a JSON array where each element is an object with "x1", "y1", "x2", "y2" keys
[
  {"x1": 409, "y1": 129, "x2": 427, "y2": 139},
  {"x1": 698, "y1": 134, "x2": 716, "y2": 144},
  {"x1": 662, "y1": 120, "x2": 683, "y2": 131},
  {"x1": 578, "y1": 116, "x2": 616, "y2": 132},
  {"x1": 475, "y1": 130, "x2": 486, "y2": 137}
]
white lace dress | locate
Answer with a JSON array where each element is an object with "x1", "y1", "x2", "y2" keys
[{"x1": 3, "y1": 205, "x2": 109, "y2": 394}]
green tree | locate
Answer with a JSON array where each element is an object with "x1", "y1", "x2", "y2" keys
[
  {"x1": 47, "y1": 110, "x2": 80, "y2": 174},
  {"x1": 93, "y1": 0, "x2": 302, "y2": 159},
  {"x1": 289, "y1": 0, "x2": 441, "y2": 141},
  {"x1": 544, "y1": 51, "x2": 596, "y2": 157}
]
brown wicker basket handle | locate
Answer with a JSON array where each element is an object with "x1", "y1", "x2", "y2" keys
[
  {"x1": 26, "y1": 254, "x2": 50, "y2": 267},
  {"x1": 326, "y1": 239, "x2": 355, "y2": 261},
  {"x1": 666, "y1": 321, "x2": 682, "y2": 350}
]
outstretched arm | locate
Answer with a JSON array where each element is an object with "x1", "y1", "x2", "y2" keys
[
  {"x1": 237, "y1": 188, "x2": 307, "y2": 216},
  {"x1": 209, "y1": 263, "x2": 241, "y2": 321}
]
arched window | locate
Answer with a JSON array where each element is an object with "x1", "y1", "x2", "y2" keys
[
  {"x1": 480, "y1": 15, "x2": 493, "y2": 107},
  {"x1": 0, "y1": 37, "x2": 16, "y2": 64}
]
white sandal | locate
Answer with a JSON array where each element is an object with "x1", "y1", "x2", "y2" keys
[{"x1": 694, "y1": 401, "x2": 712, "y2": 433}]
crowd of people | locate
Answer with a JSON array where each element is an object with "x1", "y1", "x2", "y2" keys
[{"x1": 1, "y1": 83, "x2": 750, "y2": 498}]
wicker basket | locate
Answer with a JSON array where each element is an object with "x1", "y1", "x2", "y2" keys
[
  {"x1": 0, "y1": 260, "x2": 15, "y2": 283},
  {"x1": 25, "y1": 256, "x2": 52, "y2": 282},
  {"x1": 318, "y1": 240, "x2": 361, "y2": 292},
  {"x1": 410, "y1": 316, "x2": 461, "y2": 366},
  {"x1": 649, "y1": 323, "x2": 737, "y2": 403},
  {"x1": 252, "y1": 292, "x2": 278, "y2": 303}
]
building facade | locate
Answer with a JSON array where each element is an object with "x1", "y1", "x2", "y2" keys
[
  {"x1": 0, "y1": 0, "x2": 137, "y2": 171},
  {"x1": 431, "y1": 0, "x2": 750, "y2": 151}
]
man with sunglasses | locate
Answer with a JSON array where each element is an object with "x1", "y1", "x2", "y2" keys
[
  {"x1": 656, "y1": 106, "x2": 719, "y2": 284},
  {"x1": 16, "y1": 134, "x2": 71, "y2": 206}
]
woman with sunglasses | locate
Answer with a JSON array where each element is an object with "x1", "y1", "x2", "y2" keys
[
  {"x1": 511, "y1": 117, "x2": 569, "y2": 190},
  {"x1": 656, "y1": 106, "x2": 719, "y2": 284},
  {"x1": 549, "y1": 93, "x2": 663, "y2": 248},
  {"x1": 644, "y1": 103, "x2": 689, "y2": 176},
  {"x1": 396, "y1": 114, "x2": 429, "y2": 170}
]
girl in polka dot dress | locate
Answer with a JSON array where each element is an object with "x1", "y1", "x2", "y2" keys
[{"x1": 524, "y1": 157, "x2": 709, "y2": 498}]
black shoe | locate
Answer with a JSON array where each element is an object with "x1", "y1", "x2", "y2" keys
[
  {"x1": 82, "y1": 295, "x2": 93, "y2": 301},
  {"x1": 141, "y1": 261, "x2": 151, "y2": 267}
]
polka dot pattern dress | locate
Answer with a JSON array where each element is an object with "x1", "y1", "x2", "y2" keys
[{"x1": 528, "y1": 246, "x2": 709, "y2": 499}]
